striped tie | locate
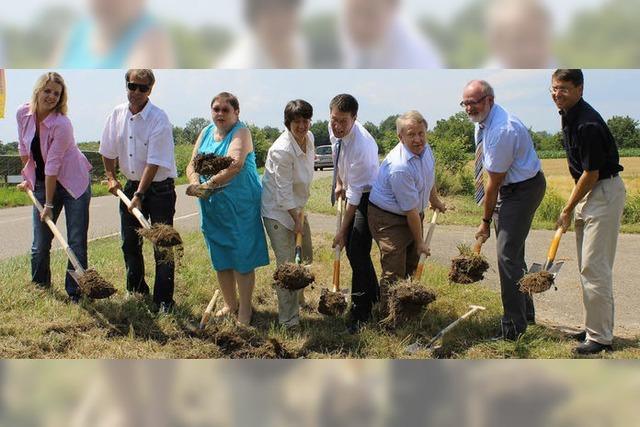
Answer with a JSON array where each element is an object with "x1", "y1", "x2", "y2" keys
[
  {"x1": 330, "y1": 138, "x2": 342, "y2": 206},
  {"x1": 474, "y1": 126, "x2": 485, "y2": 205}
]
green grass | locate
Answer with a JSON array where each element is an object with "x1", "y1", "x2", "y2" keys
[{"x1": 0, "y1": 230, "x2": 637, "y2": 359}]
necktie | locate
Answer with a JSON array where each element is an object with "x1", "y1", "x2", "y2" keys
[
  {"x1": 331, "y1": 138, "x2": 342, "y2": 206},
  {"x1": 474, "y1": 125, "x2": 485, "y2": 205}
]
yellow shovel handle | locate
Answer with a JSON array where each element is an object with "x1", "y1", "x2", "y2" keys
[{"x1": 546, "y1": 227, "x2": 564, "y2": 263}]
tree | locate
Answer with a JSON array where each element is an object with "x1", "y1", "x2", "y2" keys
[
  {"x1": 310, "y1": 120, "x2": 330, "y2": 147},
  {"x1": 379, "y1": 114, "x2": 400, "y2": 134},
  {"x1": 529, "y1": 129, "x2": 563, "y2": 151},
  {"x1": 607, "y1": 115, "x2": 640, "y2": 148},
  {"x1": 363, "y1": 121, "x2": 382, "y2": 142},
  {"x1": 182, "y1": 117, "x2": 211, "y2": 144},
  {"x1": 430, "y1": 112, "x2": 475, "y2": 152}
]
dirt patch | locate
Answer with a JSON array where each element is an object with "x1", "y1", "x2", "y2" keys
[
  {"x1": 78, "y1": 269, "x2": 117, "y2": 299},
  {"x1": 193, "y1": 154, "x2": 234, "y2": 176},
  {"x1": 196, "y1": 326, "x2": 291, "y2": 359},
  {"x1": 318, "y1": 288, "x2": 348, "y2": 316},
  {"x1": 519, "y1": 271, "x2": 556, "y2": 294},
  {"x1": 449, "y1": 244, "x2": 489, "y2": 284},
  {"x1": 273, "y1": 263, "x2": 315, "y2": 290},
  {"x1": 380, "y1": 279, "x2": 436, "y2": 325}
]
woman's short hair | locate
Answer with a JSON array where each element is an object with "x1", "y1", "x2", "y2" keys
[
  {"x1": 211, "y1": 92, "x2": 240, "y2": 111},
  {"x1": 284, "y1": 99, "x2": 313, "y2": 130},
  {"x1": 396, "y1": 110, "x2": 428, "y2": 134},
  {"x1": 31, "y1": 72, "x2": 68, "y2": 115}
]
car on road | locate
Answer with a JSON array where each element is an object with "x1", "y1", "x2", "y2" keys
[{"x1": 314, "y1": 145, "x2": 334, "y2": 171}]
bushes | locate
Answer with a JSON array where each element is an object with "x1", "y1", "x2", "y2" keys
[
  {"x1": 535, "y1": 189, "x2": 566, "y2": 222},
  {"x1": 623, "y1": 192, "x2": 640, "y2": 224}
]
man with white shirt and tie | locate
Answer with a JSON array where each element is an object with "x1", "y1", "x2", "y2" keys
[
  {"x1": 462, "y1": 80, "x2": 546, "y2": 340},
  {"x1": 100, "y1": 69, "x2": 178, "y2": 314},
  {"x1": 329, "y1": 94, "x2": 380, "y2": 333}
]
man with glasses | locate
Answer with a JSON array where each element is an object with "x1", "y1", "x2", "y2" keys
[
  {"x1": 462, "y1": 80, "x2": 545, "y2": 341},
  {"x1": 550, "y1": 69, "x2": 626, "y2": 355},
  {"x1": 329, "y1": 93, "x2": 379, "y2": 333},
  {"x1": 99, "y1": 69, "x2": 178, "y2": 313}
]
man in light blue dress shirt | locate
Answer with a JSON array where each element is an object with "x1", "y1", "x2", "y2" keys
[
  {"x1": 368, "y1": 110, "x2": 445, "y2": 289},
  {"x1": 462, "y1": 80, "x2": 546, "y2": 340}
]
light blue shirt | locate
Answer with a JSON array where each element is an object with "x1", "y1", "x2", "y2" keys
[
  {"x1": 369, "y1": 142, "x2": 436, "y2": 215},
  {"x1": 479, "y1": 104, "x2": 541, "y2": 185}
]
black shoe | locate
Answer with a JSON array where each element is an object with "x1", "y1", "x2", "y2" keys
[
  {"x1": 571, "y1": 330, "x2": 586, "y2": 342},
  {"x1": 490, "y1": 329, "x2": 522, "y2": 342},
  {"x1": 575, "y1": 339, "x2": 612, "y2": 355},
  {"x1": 157, "y1": 301, "x2": 175, "y2": 315},
  {"x1": 68, "y1": 295, "x2": 80, "y2": 304},
  {"x1": 346, "y1": 320, "x2": 365, "y2": 335}
]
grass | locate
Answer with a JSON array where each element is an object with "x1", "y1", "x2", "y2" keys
[{"x1": 0, "y1": 230, "x2": 638, "y2": 359}]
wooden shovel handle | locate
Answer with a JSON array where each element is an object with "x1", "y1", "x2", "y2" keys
[
  {"x1": 199, "y1": 289, "x2": 220, "y2": 329},
  {"x1": 116, "y1": 189, "x2": 151, "y2": 229},
  {"x1": 26, "y1": 189, "x2": 84, "y2": 274},
  {"x1": 473, "y1": 236, "x2": 484, "y2": 254},
  {"x1": 295, "y1": 210, "x2": 304, "y2": 264},
  {"x1": 332, "y1": 197, "x2": 344, "y2": 292},
  {"x1": 414, "y1": 210, "x2": 439, "y2": 281},
  {"x1": 546, "y1": 227, "x2": 564, "y2": 263}
]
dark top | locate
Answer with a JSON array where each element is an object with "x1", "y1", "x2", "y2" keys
[
  {"x1": 560, "y1": 98, "x2": 623, "y2": 182},
  {"x1": 30, "y1": 133, "x2": 45, "y2": 181}
]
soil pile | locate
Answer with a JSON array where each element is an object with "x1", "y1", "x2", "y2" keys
[{"x1": 273, "y1": 263, "x2": 315, "y2": 290}]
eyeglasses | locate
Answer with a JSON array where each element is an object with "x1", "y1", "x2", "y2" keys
[
  {"x1": 549, "y1": 86, "x2": 571, "y2": 95},
  {"x1": 459, "y1": 95, "x2": 489, "y2": 108},
  {"x1": 127, "y1": 82, "x2": 151, "y2": 93}
]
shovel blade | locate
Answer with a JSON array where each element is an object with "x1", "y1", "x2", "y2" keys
[
  {"x1": 68, "y1": 269, "x2": 83, "y2": 285},
  {"x1": 528, "y1": 263, "x2": 543, "y2": 273},
  {"x1": 548, "y1": 261, "x2": 564, "y2": 275},
  {"x1": 404, "y1": 342, "x2": 423, "y2": 354}
]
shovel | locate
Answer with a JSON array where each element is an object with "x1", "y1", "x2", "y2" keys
[
  {"x1": 405, "y1": 304, "x2": 486, "y2": 354},
  {"x1": 472, "y1": 235, "x2": 484, "y2": 255},
  {"x1": 27, "y1": 189, "x2": 86, "y2": 284},
  {"x1": 294, "y1": 209, "x2": 305, "y2": 265},
  {"x1": 528, "y1": 227, "x2": 565, "y2": 278},
  {"x1": 116, "y1": 189, "x2": 152, "y2": 228},
  {"x1": 413, "y1": 210, "x2": 439, "y2": 281},
  {"x1": 199, "y1": 289, "x2": 221, "y2": 330},
  {"x1": 116, "y1": 189, "x2": 181, "y2": 247},
  {"x1": 332, "y1": 196, "x2": 348, "y2": 296}
]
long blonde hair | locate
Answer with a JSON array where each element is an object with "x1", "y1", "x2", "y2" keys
[{"x1": 30, "y1": 72, "x2": 68, "y2": 115}]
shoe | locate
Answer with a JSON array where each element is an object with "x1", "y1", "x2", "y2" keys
[
  {"x1": 490, "y1": 330, "x2": 522, "y2": 342},
  {"x1": 158, "y1": 301, "x2": 174, "y2": 315},
  {"x1": 346, "y1": 320, "x2": 365, "y2": 335},
  {"x1": 575, "y1": 339, "x2": 612, "y2": 355},
  {"x1": 571, "y1": 330, "x2": 586, "y2": 342},
  {"x1": 68, "y1": 295, "x2": 80, "y2": 304}
]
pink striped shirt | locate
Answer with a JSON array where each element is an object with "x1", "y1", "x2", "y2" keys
[{"x1": 17, "y1": 103, "x2": 92, "y2": 198}]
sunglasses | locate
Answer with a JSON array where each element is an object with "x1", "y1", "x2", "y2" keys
[{"x1": 127, "y1": 82, "x2": 151, "y2": 93}]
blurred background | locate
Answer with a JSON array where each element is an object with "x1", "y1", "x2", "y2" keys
[
  {"x1": 1, "y1": 360, "x2": 639, "y2": 427},
  {"x1": 0, "y1": 0, "x2": 638, "y2": 68}
]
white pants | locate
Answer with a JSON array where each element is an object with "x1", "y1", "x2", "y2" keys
[{"x1": 574, "y1": 175, "x2": 626, "y2": 345}]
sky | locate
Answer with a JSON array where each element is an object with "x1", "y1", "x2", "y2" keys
[{"x1": 1, "y1": 68, "x2": 638, "y2": 143}]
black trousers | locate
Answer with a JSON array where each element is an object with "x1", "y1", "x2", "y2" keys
[
  {"x1": 495, "y1": 172, "x2": 546, "y2": 337},
  {"x1": 120, "y1": 179, "x2": 176, "y2": 305},
  {"x1": 345, "y1": 192, "x2": 379, "y2": 321}
]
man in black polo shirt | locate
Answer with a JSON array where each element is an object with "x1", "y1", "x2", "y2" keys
[{"x1": 551, "y1": 69, "x2": 626, "y2": 355}]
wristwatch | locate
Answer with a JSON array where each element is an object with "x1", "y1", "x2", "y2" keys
[
  {"x1": 482, "y1": 217, "x2": 492, "y2": 224},
  {"x1": 134, "y1": 191, "x2": 145, "y2": 200}
]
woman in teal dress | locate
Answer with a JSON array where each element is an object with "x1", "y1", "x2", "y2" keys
[{"x1": 186, "y1": 92, "x2": 269, "y2": 325}]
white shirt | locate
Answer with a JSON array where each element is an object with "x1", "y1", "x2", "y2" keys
[
  {"x1": 261, "y1": 130, "x2": 315, "y2": 231},
  {"x1": 215, "y1": 33, "x2": 309, "y2": 69},
  {"x1": 370, "y1": 142, "x2": 436, "y2": 215},
  {"x1": 329, "y1": 120, "x2": 379, "y2": 206},
  {"x1": 99, "y1": 100, "x2": 177, "y2": 181},
  {"x1": 339, "y1": 14, "x2": 442, "y2": 69}
]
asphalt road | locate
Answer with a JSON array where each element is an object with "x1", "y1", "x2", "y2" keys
[{"x1": 2, "y1": 174, "x2": 638, "y2": 336}]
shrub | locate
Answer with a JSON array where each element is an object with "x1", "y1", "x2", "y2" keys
[
  {"x1": 535, "y1": 189, "x2": 566, "y2": 222},
  {"x1": 622, "y1": 192, "x2": 640, "y2": 224}
]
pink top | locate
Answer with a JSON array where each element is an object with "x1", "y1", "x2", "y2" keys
[{"x1": 17, "y1": 103, "x2": 92, "y2": 199}]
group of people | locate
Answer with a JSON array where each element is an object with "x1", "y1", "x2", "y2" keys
[{"x1": 17, "y1": 68, "x2": 625, "y2": 354}]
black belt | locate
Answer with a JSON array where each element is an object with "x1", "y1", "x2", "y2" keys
[
  {"x1": 503, "y1": 171, "x2": 543, "y2": 190},
  {"x1": 126, "y1": 178, "x2": 174, "y2": 186},
  {"x1": 599, "y1": 172, "x2": 619, "y2": 180}
]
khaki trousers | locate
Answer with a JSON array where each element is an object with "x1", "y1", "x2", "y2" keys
[
  {"x1": 263, "y1": 217, "x2": 312, "y2": 326},
  {"x1": 574, "y1": 175, "x2": 626, "y2": 345}
]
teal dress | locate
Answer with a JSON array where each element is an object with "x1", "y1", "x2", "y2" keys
[{"x1": 197, "y1": 122, "x2": 269, "y2": 274}]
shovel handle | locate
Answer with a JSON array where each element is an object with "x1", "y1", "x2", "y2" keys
[
  {"x1": 414, "y1": 211, "x2": 439, "y2": 281},
  {"x1": 26, "y1": 189, "x2": 85, "y2": 274},
  {"x1": 199, "y1": 290, "x2": 220, "y2": 329},
  {"x1": 473, "y1": 236, "x2": 484, "y2": 254},
  {"x1": 116, "y1": 189, "x2": 151, "y2": 229},
  {"x1": 332, "y1": 197, "x2": 344, "y2": 292},
  {"x1": 295, "y1": 210, "x2": 304, "y2": 264},
  {"x1": 546, "y1": 227, "x2": 564, "y2": 264}
]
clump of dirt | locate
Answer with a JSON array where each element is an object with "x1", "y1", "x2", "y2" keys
[
  {"x1": 193, "y1": 153, "x2": 234, "y2": 176},
  {"x1": 273, "y1": 263, "x2": 315, "y2": 290},
  {"x1": 138, "y1": 224, "x2": 182, "y2": 247},
  {"x1": 449, "y1": 243, "x2": 490, "y2": 284},
  {"x1": 78, "y1": 269, "x2": 117, "y2": 299},
  {"x1": 519, "y1": 271, "x2": 555, "y2": 294},
  {"x1": 380, "y1": 279, "x2": 436, "y2": 325},
  {"x1": 318, "y1": 288, "x2": 348, "y2": 316}
]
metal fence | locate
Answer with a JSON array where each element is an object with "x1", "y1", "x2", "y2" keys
[{"x1": 0, "y1": 152, "x2": 105, "y2": 184}]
